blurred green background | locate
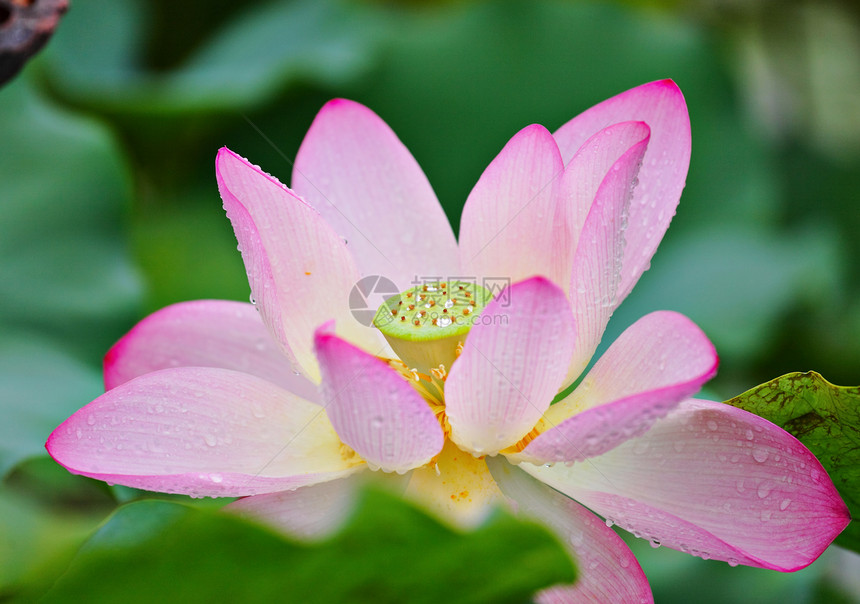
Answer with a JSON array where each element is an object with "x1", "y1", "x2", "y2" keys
[{"x1": 2, "y1": 0, "x2": 860, "y2": 601}]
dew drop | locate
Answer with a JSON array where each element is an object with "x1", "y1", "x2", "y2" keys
[
  {"x1": 86, "y1": 414, "x2": 96, "y2": 426},
  {"x1": 779, "y1": 498, "x2": 791, "y2": 511},
  {"x1": 706, "y1": 420, "x2": 718, "y2": 431},
  {"x1": 745, "y1": 429, "x2": 754, "y2": 441},
  {"x1": 371, "y1": 416, "x2": 384, "y2": 428},
  {"x1": 204, "y1": 434, "x2": 217, "y2": 447},
  {"x1": 752, "y1": 448, "x2": 769, "y2": 463},
  {"x1": 756, "y1": 481, "x2": 773, "y2": 499}
]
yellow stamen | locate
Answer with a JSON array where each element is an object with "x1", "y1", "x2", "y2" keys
[{"x1": 503, "y1": 421, "x2": 545, "y2": 453}]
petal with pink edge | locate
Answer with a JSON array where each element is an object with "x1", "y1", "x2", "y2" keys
[
  {"x1": 227, "y1": 475, "x2": 361, "y2": 540},
  {"x1": 487, "y1": 456, "x2": 652, "y2": 603},
  {"x1": 556, "y1": 121, "x2": 652, "y2": 267},
  {"x1": 104, "y1": 300, "x2": 320, "y2": 404},
  {"x1": 564, "y1": 122, "x2": 651, "y2": 385},
  {"x1": 216, "y1": 148, "x2": 384, "y2": 382},
  {"x1": 458, "y1": 125, "x2": 567, "y2": 289},
  {"x1": 292, "y1": 99, "x2": 459, "y2": 290},
  {"x1": 523, "y1": 399, "x2": 850, "y2": 571},
  {"x1": 314, "y1": 325, "x2": 444, "y2": 473},
  {"x1": 46, "y1": 367, "x2": 363, "y2": 497},
  {"x1": 445, "y1": 277, "x2": 576, "y2": 456},
  {"x1": 554, "y1": 80, "x2": 691, "y2": 304},
  {"x1": 523, "y1": 311, "x2": 717, "y2": 463}
]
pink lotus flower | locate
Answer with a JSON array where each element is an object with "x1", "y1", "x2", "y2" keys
[{"x1": 47, "y1": 81, "x2": 848, "y2": 602}]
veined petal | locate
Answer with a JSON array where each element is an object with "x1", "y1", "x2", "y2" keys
[
  {"x1": 292, "y1": 99, "x2": 459, "y2": 290},
  {"x1": 554, "y1": 80, "x2": 690, "y2": 304},
  {"x1": 226, "y1": 474, "x2": 362, "y2": 540},
  {"x1": 216, "y1": 147, "x2": 383, "y2": 382},
  {"x1": 445, "y1": 277, "x2": 576, "y2": 456},
  {"x1": 556, "y1": 121, "x2": 652, "y2": 266},
  {"x1": 459, "y1": 125, "x2": 567, "y2": 289},
  {"x1": 565, "y1": 123, "x2": 650, "y2": 384},
  {"x1": 314, "y1": 325, "x2": 444, "y2": 473},
  {"x1": 524, "y1": 311, "x2": 717, "y2": 463},
  {"x1": 104, "y1": 300, "x2": 320, "y2": 404},
  {"x1": 487, "y1": 457, "x2": 652, "y2": 603},
  {"x1": 522, "y1": 399, "x2": 850, "y2": 571},
  {"x1": 46, "y1": 367, "x2": 363, "y2": 497}
]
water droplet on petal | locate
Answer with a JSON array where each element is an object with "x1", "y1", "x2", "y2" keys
[
  {"x1": 756, "y1": 481, "x2": 773, "y2": 499},
  {"x1": 204, "y1": 434, "x2": 217, "y2": 447},
  {"x1": 752, "y1": 448, "x2": 769, "y2": 463}
]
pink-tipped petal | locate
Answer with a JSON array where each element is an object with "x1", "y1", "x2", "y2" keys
[
  {"x1": 556, "y1": 121, "x2": 653, "y2": 264},
  {"x1": 292, "y1": 99, "x2": 459, "y2": 290},
  {"x1": 445, "y1": 277, "x2": 576, "y2": 456},
  {"x1": 226, "y1": 474, "x2": 361, "y2": 540},
  {"x1": 459, "y1": 125, "x2": 567, "y2": 289},
  {"x1": 565, "y1": 123, "x2": 651, "y2": 384},
  {"x1": 487, "y1": 457, "x2": 652, "y2": 603},
  {"x1": 104, "y1": 300, "x2": 320, "y2": 404},
  {"x1": 526, "y1": 311, "x2": 717, "y2": 463},
  {"x1": 523, "y1": 399, "x2": 850, "y2": 571},
  {"x1": 46, "y1": 367, "x2": 362, "y2": 497},
  {"x1": 554, "y1": 80, "x2": 691, "y2": 304},
  {"x1": 216, "y1": 147, "x2": 383, "y2": 382},
  {"x1": 314, "y1": 328, "x2": 444, "y2": 473}
]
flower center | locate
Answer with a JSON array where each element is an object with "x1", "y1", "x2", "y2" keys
[
  {"x1": 372, "y1": 280, "x2": 493, "y2": 374},
  {"x1": 372, "y1": 281, "x2": 504, "y2": 525}
]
